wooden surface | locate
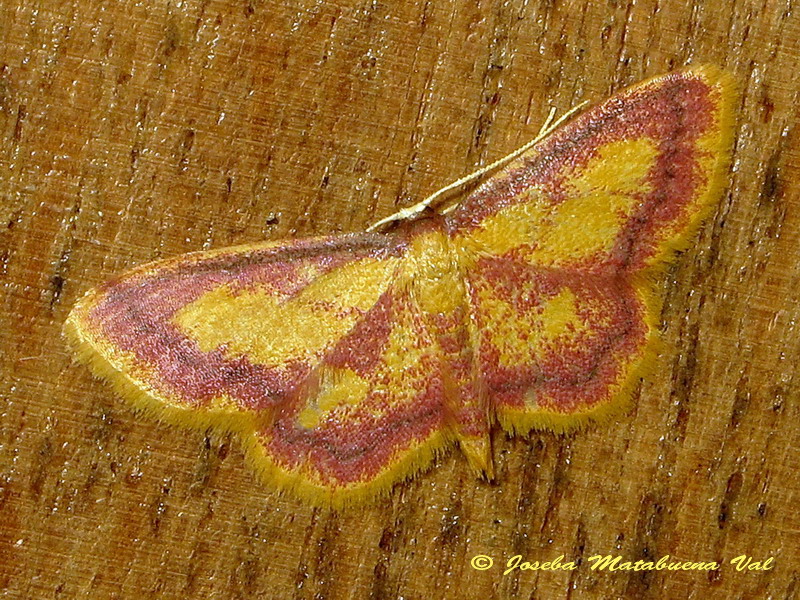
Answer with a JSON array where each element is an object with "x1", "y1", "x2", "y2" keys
[{"x1": 1, "y1": 0, "x2": 798, "y2": 598}]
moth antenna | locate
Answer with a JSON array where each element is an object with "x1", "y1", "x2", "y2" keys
[
  {"x1": 537, "y1": 105, "x2": 559, "y2": 136},
  {"x1": 366, "y1": 101, "x2": 588, "y2": 232}
]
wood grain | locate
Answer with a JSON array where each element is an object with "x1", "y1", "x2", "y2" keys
[{"x1": 1, "y1": 0, "x2": 798, "y2": 598}]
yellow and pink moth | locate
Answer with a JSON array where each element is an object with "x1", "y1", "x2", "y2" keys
[{"x1": 65, "y1": 66, "x2": 736, "y2": 506}]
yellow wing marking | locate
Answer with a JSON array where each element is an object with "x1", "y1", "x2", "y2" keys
[
  {"x1": 295, "y1": 313, "x2": 436, "y2": 429},
  {"x1": 458, "y1": 138, "x2": 658, "y2": 265},
  {"x1": 297, "y1": 367, "x2": 372, "y2": 429},
  {"x1": 478, "y1": 285, "x2": 590, "y2": 367},
  {"x1": 173, "y1": 256, "x2": 400, "y2": 366}
]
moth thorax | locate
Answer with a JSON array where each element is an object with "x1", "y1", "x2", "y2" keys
[{"x1": 405, "y1": 229, "x2": 465, "y2": 315}]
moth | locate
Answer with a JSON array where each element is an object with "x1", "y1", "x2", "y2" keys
[{"x1": 65, "y1": 66, "x2": 735, "y2": 506}]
